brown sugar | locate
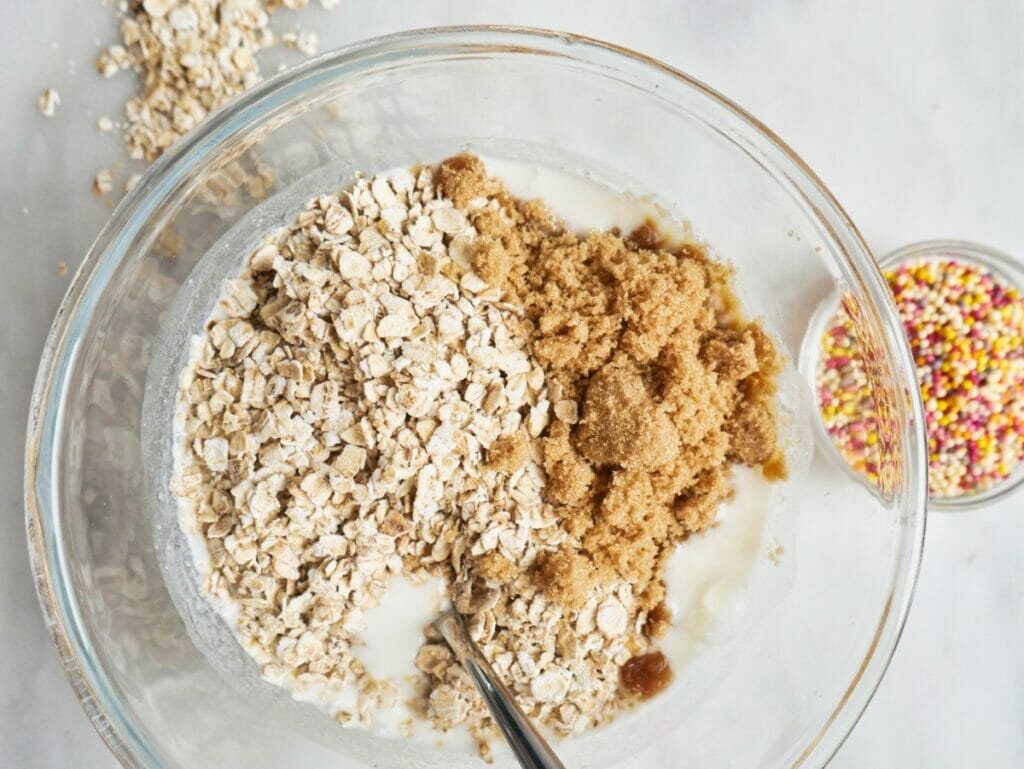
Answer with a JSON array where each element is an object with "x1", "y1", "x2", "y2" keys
[
  {"x1": 476, "y1": 552, "x2": 518, "y2": 585},
  {"x1": 576, "y1": 360, "x2": 681, "y2": 469},
  {"x1": 540, "y1": 421, "x2": 595, "y2": 508},
  {"x1": 643, "y1": 602, "x2": 672, "y2": 639},
  {"x1": 726, "y1": 400, "x2": 777, "y2": 466},
  {"x1": 535, "y1": 544, "x2": 598, "y2": 609},
  {"x1": 435, "y1": 154, "x2": 499, "y2": 208},
  {"x1": 470, "y1": 235, "x2": 512, "y2": 287},
  {"x1": 437, "y1": 153, "x2": 786, "y2": 619},
  {"x1": 485, "y1": 430, "x2": 530, "y2": 474}
]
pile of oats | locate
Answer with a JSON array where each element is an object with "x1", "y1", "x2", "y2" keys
[
  {"x1": 37, "y1": 2, "x2": 334, "y2": 200},
  {"x1": 99, "y1": 0, "x2": 270, "y2": 162},
  {"x1": 174, "y1": 163, "x2": 652, "y2": 744},
  {"x1": 93, "y1": 0, "x2": 330, "y2": 183}
]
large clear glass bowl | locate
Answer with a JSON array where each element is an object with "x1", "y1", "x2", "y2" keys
[{"x1": 25, "y1": 26, "x2": 927, "y2": 769}]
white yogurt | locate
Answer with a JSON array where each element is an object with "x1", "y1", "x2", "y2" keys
[
  {"x1": 661, "y1": 468, "x2": 774, "y2": 666},
  {"x1": 266, "y1": 574, "x2": 476, "y2": 749},
  {"x1": 480, "y1": 155, "x2": 687, "y2": 240}
]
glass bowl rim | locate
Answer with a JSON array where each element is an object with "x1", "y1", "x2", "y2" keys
[{"x1": 23, "y1": 24, "x2": 928, "y2": 769}]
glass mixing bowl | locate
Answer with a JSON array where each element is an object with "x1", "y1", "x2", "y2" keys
[{"x1": 25, "y1": 26, "x2": 927, "y2": 769}]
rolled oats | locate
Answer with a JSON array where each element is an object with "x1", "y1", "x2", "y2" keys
[
  {"x1": 92, "y1": 168, "x2": 114, "y2": 196},
  {"x1": 96, "y1": 0, "x2": 334, "y2": 164},
  {"x1": 37, "y1": 88, "x2": 60, "y2": 117}
]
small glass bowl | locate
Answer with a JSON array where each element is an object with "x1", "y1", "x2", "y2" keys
[{"x1": 803, "y1": 239, "x2": 1024, "y2": 512}]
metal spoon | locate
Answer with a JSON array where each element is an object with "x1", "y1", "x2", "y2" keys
[{"x1": 434, "y1": 609, "x2": 567, "y2": 769}]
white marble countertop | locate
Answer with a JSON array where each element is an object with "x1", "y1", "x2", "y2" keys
[{"x1": 1, "y1": 1, "x2": 1021, "y2": 766}]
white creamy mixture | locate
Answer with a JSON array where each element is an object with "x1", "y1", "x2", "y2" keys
[
  {"x1": 269, "y1": 575, "x2": 455, "y2": 744},
  {"x1": 176, "y1": 158, "x2": 779, "y2": 748}
]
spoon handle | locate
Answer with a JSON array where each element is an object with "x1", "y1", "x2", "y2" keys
[{"x1": 435, "y1": 610, "x2": 567, "y2": 769}]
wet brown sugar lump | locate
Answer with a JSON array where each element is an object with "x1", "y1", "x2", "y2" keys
[{"x1": 484, "y1": 430, "x2": 531, "y2": 474}]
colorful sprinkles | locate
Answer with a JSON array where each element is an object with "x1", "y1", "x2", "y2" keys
[{"x1": 818, "y1": 256, "x2": 1024, "y2": 499}]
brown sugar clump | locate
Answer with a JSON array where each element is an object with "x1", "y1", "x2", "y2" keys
[
  {"x1": 727, "y1": 400, "x2": 777, "y2": 466},
  {"x1": 436, "y1": 153, "x2": 495, "y2": 208},
  {"x1": 701, "y1": 330, "x2": 760, "y2": 380},
  {"x1": 471, "y1": 236, "x2": 512, "y2": 287},
  {"x1": 542, "y1": 422, "x2": 595, "y2": 507},
  {"x1": 477, "y1": 552, "x2": 518, "y2": 585},
  {"x1": 436, "y1": 155, "x2": 786, "y2": 620},
  {"x1": 643, "y1": 602, "x2": 672, "y2": 639},
  {"x1": 535, "y1": 545, "x2": 598, "y2": 609},
  {"x1": 485, "y1": 430, "x2": 530, "y2": 474},
  {"x1": 576, "y1": 360, "x2": 680, "y2": 469}
]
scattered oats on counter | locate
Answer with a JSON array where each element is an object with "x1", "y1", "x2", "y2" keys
[
  {"x1": 282, "y1": 28, "x2": 320, "y2": 56},
  {"x1": 92, "y1": 168, "x2": 114, "y2": 196},
  {"x1": 297, "y1": 30, "x2": 320, "y2": 56},
  {"x1": 96, "y1": 0, "x2": 335, "y2": 164},
  {"x1": 37, "y1": 88, "x2": 60, "y2": 117}
]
